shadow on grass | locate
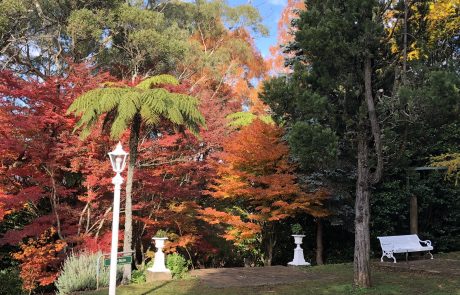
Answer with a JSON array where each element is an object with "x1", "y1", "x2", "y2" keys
[{"x1": 140, "y1": 281, "x2": 171, "y2": 295}]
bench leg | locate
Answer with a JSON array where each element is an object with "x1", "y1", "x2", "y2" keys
[
  {"x1": 381, "y1": 251, "x2": 396, "y2": 263},
  {"x1": 428, "y1": 251, "x2": 433, "y2": 259}
]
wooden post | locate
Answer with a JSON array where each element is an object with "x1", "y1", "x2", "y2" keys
[{"x1": 410, "y1": 195, "x2": 418, "y2": 234}]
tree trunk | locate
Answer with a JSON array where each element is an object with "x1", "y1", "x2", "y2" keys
[
  {"x1": 263, "y1": 223, "x2": 276, "y2": 266},
  {"x1": 364, "y1": 58, "x2": 383, "y2": 184},
  {"x1": 353, "y1": 57, "x2": 382, "y2": 288},
  {"x1": 354, "y1": 135, "x2": 371, "y2": 288},
  {"x1": 410, "y1": 195, "x2": 418, "y2": 234},
  {"x1": 122, "y1": 113, "x2": 141, "y2": 283},
  {"x1": 316, "y1": 218, "x2": 324, "y2": 265}
]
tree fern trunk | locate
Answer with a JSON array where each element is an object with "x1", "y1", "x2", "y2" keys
[{"x1": 122, "y1": 113, "x2": 141, "y2": 283}]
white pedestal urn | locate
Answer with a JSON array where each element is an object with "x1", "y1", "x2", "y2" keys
[
  {"x1": 288, "y1": 234, "x2": 311, "y2": 266},
  {"x1": 147, "y1": 237, "x2": 171, "y2": 281}
]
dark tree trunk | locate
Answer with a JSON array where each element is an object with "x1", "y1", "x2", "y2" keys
[
  {"x1": 354, "y1": 135, "x2": 371, "y2": 287},
  {"x1": 316, "y1": 218, "x2": 324, "y2": 265},
  {"x1": 353, "y1": 57, "x2": 383, "y2": 288},
  {"x1": 263, "y1": 223, "x2": 276, "y2": 266},
  {"x1": 122, "y1": 113, "x2": 141, "y2": 283}
]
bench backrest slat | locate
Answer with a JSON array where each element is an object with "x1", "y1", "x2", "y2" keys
[{"x1": 377, "y1": 234, "x2": 421, "y2": 249}]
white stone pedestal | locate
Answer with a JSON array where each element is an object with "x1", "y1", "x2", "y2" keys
[
  {"x1": 147, "y1": 237, "x2": 172, "y2": 281},
  {"x1": 288, "y1": 234, "x2": 310, "y2": 266}
]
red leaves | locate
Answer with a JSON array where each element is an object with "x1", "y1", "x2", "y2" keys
[{"x1": 1, "y1": 215, "x2": 55, "y2": 245}]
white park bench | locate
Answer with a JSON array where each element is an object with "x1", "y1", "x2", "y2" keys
[{"x1": 377, "y1": 234, "x2": 433, "y2": 263}]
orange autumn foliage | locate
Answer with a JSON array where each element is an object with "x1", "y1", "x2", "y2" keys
[
  {"x1": 203, "y1": 119, "x2": 327, "y2": 243},
  {"x1": 266, "y1": 0, "x2": 306, "y2": 75},
  {"x1": 12, "y1": 227, "x2": 66, "y2": 292}
]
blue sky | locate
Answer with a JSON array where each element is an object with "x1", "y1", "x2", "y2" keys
[{"x1": 228, "y1": 0, "x2": 285, "y2": 57}]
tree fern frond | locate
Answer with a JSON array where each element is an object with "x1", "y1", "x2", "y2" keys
[
  {"x1": 140, "y1": 105, "x2": 160, "y2": 125},
  {"x1": 110, "y1": 112, "x2": 130, "y2": 139},
  {"x1": 97, "y1": 88, "x2": 128, "y2": 113},
  {"x1": 117, "y1": 95, "x2": 139, "y2": 122},
  {"x1": 135, "y1": 74, "x2": 179, "y2": 90},
  {"x1": 75, "y1": 109, "x2": 98, "y2": 129},
  {"x1": 67, "y1": 88, "x2": 125, "y2": 116},
  {"x1": 142, "y1": 89, "x2": 171, "y2": 114},
  {"x1": 164, "y1": 105, "x2": 185, "y2": 125},
  {"x1": 67, "y1": 91, "x2": 96, "y2": 115},
  {"x1": 170, "y1": 94, "x2": 205, "y2": 125},
  {"x1": 75, "y1": 115, "x2": 98, "y2": 140},
  {"x1": 79, "y1": 126, "x2": 92, "y2": 140},
  {"x1": 183, "y1": 121, "x2": 201, "y2": 137},
  {"x1": 68, "y1": 74, "x2": 205, "y2": 141}
]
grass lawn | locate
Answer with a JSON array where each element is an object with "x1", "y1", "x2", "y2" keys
[{"x1": 83, "y1": 254, "x2": 460, "y2": 295}]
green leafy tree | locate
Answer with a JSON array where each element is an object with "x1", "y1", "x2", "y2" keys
[
  {"x1": 0, "y1": 0, "x2": 120, "y2": 77},
  {"x1": 67, "y1": 3, "x2": 190, "y2": 80},
  {"x1": 67, "y1": 74, "x2": 205, "y2": 282}
]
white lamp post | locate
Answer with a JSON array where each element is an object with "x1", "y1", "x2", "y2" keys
[{"x1": 108, "y1": 142, "x2": 128, "y2": 295}]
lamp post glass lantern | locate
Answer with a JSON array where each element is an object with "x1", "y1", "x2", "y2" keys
[
  {"x1": 108, "y1": 143, "x2": 128, "y2": 173},
  {"x1": 108, "y1": 142, "x2": 128, "y2": 295}
]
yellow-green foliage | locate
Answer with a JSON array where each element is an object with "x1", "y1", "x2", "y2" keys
[
  {"x1": 226, "y1": 112, "x2": 274, "y2": 128},
  {"x1": 431, "y1": 153, "x2": 460, "y2": 185},
  {"x1": 135, "y1": 75, "x2": 179, "y2": 90},
  {"x1": 427, "y1": 0, "x2": 460, "y2": 48},
  {"x1": 67, "y1": 75, "x2": 205, "y2": 139}
]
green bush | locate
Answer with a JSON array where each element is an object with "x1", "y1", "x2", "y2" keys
[
  {"x1": 166, "y1": 253, "x2": 190, "y2": 279},
  {"x1": 131, "y1": 268, "x2": 146, "y2": 284},
  {"x1": 130, "y1": 260, "x2": 153, "y2": 284},
  {"x1": 0, "y1": 267, "x2": 24, "y2": 295},
  {"x1": 55, "y1": 251, "x2": 123, "y2": 295}
]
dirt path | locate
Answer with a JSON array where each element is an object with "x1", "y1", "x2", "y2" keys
[{"x1": 190, "y1": 266, "x2": 335, "y2": 288}]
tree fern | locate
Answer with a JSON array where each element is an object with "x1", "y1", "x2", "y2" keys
[{"x1": 66, "y1": 75, "x2": 205, "y2": 139}]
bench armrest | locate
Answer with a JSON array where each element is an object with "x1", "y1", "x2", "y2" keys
[{"x1": 419, "y1": 240, "x2": 432, "y2": 247}]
